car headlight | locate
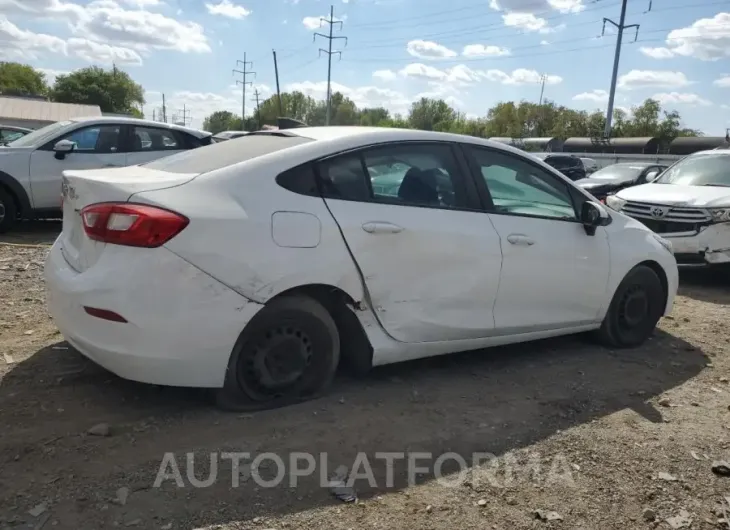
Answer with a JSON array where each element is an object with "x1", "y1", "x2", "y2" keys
[
  {"x1": 605, "y1": 194, "x2": 627, "y2": 211},
  {"x1": 708, "y1": 208, "x2": 730, "y2": 223},
  {"x1": 652, "y1": 233, "x2": 673, "y2": 254}
]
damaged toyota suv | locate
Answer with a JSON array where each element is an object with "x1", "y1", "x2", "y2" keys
[{"x1": 606, "y1": 149, "x2": 730, "y2": 267}]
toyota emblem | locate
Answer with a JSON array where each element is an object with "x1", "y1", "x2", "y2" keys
[{"x1": 650, "y1": 206, "x2": 669, "y2": 218}]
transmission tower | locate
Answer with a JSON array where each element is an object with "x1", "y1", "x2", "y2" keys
[
  {"x1": 313, "y1": 5, "x2": 347, "y2": 126},
  {"x1": 252, "y1": 88, "x2": 262, "y2": 130},
  {"x1": 233, "y1": 53, "x2": 256, "y2": 131},
  {"x1": 602, "y1": 0, "x2": 648, "y2": 138}
]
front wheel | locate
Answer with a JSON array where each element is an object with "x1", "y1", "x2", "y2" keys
[
  {"x1": 597, "y1": 265, "x2": 665, "y2": 348},
  {"x1": 216, "y1": 295, "x2": 340, "y2": 412},
  {"x1": 0, "y1": 187, "x2": 18, "y2": 233}
]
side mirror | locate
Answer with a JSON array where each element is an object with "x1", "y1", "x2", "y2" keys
[
  {"x1": 53, "y1": 139, "x2": 75, "y2": 160},
  {"x1": 581, "y1": 200, "x2": 609, "y2": 236}
]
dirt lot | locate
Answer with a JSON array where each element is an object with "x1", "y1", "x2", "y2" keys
[{"x1": 2, "y1": 222, "x2": 730, "y2": 530}]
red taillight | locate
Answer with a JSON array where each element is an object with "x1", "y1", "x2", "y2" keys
[{"x1": 80, "y1": 203, "x2": 189, "y2": 248}]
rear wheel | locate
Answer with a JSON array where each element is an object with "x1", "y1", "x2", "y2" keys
[
  {"x1": 0, "y1": 187, "x2": 18, "y2": 233},
  {"x1": 597, "y1": 265, "x2": 665, "y2": 348},
  {"x1": 216, "y1": 295, "x2": 340, "y2": 412}
]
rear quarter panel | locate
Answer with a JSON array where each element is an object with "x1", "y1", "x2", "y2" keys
[{"x1": 133, "y1": 148, "x2": 366, "y2": 306}]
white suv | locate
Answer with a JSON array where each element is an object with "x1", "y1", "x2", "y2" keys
[
  {"x1": 606, "y1": 149, "x2": 730, "y2": 267},
  {"x1": 0, "y1": 116, "x2": 211, "y2": 232}
]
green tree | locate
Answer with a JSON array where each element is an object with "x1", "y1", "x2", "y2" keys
[
  {"x1": 0, "y1": 62, "x2": 49, "y2": 97},
  {"x1": 52, "y1": 66, "x2": 145, "y2": 114},
  {"x1": 408, "y1": 98, "x2": 457, "y2": 131},
  {"x1": 203, "y1": 110, "x2": 239, "y2": 133}
]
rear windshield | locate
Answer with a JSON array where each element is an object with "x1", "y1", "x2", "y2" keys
[{"x1": 141, "y1": 134, "x2": 314, "y2": 174}]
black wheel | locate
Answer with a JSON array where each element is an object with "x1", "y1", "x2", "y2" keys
[
  {"x1": 216, "y1": 295, "x2": 340, "y2": 411},
  {"x1": 0, "y1": 187, "x2": 18, "y2": 234},
  {"x1": 597, "y1": 265, "x2": 665, "y2": 348}
]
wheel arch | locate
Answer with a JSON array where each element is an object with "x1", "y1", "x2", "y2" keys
[
  {"x1": 0, "y1": 170, "x2": 32, "y2": 218},
  {"x1": 267, "y1": 283, "x2": 374, "y2": 375},
  {"x1": 636, "y1": 259, "x2": 669, "y2": 311}
]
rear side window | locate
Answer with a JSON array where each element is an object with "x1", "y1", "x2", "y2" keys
[
  {"x1": 142, "y1": 134, "x2": 313, "y2": 174},
  {"x1": 276, "y1": 165, "x2": 319, "y2": 197}
]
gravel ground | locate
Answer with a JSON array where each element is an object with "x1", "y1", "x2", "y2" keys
[{"x1": 2, "y1": 222, "x2": 730, "y2": 530}]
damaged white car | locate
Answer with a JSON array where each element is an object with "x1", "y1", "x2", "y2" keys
[
  {"x1": 45, "y1": 127, "x2": 677, "y2": 411},
  {"x1": 607, "y1": 149, "x2": 730, "y2": 268}
]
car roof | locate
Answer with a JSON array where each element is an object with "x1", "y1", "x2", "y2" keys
[
  {"x1": 68, "y1": 116, "x2": 211, "y2": 138},
  {"x1": 283, "y1": 126, "x2": 539, "y2": 157},
  {"x1": 0, "y1": 124, "x2": 33, "y2": 132},
  {"x1": 691, "y1": 149, "x2": 730, "y2": 157}
]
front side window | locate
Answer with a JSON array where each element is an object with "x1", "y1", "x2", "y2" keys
[
  {"x1": 60, "y1": 125, "x2": 122, "y2": 153},
  {"x1": 467, "y1": 146, "x2": 577, "y2": 221},
  {"x1": 317, "y1": 143, "x2": 466, "y2": 209},
  {"x1": 655, "y1": 153, "x2": 730, "y2": 187},
  {"x1": 132, "y1": 126, "x2": 181, "y2": 152}
]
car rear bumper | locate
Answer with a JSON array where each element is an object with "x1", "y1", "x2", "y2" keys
[{"x1": 44, "y1": 240, "x2": 263, "y2": 388}]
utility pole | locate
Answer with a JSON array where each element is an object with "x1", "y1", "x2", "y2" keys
[
  {"x1": 602, "y1": 0, "x2": 643, "y2": 138},
  {"x1": 176, "y1": 104, "x2": 191, "y2": 126},
  {"x1": 538, "y1": 74, "x2": 547, "y2": 106},
  {"x1": 252, "y1": 89, "x2": 262, "y2": 130},
  {"x1": 161, "y1": 93, "x2": 167, "y2": 123},
  {"x1": 314, "y1": 5, "x2": 347, "y2": 126},
  {"x1": 233, "y1": 53, "x2": 256, "y2": 131},
  {"x1": 272, "y1": 50, "x2": 283, "y2": 117}
]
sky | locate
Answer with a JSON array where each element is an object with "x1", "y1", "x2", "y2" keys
[{"x1": 0, "y1": 0, "x2": 729, "y2": 133}]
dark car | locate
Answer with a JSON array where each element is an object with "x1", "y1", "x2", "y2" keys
[
  {"x1": 576, "y1": 162, "x2": 667, "y2": 202},
  {"x1": 533, "y1": 154, "x2": 586, "y2": 181},
  {"x1": 211, "y1": 130, "x2": 251, "y2": 143},
  {"x1": 0, "y1": 125, "x2": 32, "y2": 145}
]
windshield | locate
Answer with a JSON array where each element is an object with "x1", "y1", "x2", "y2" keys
[
  {"x1": 590, "y1": 165, "x2": 645, "y2": 179},
  {"x1": 8, "y1": 120, "x2": 72, "y2": 147},
  {"x1": 655, "y1": 153, "x2": 730, "y2": 187}
]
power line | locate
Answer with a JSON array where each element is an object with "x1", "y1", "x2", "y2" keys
[
  {"x1": 602, "y1": 0, "x2": 649, "y2": 137},
  {"x1": 346, "y1": 0, "x2": 722, "y2": 50},
  {"x1": 233, "y1": 53, "x2": 256, "y2": 131},
  {"x1": 314, "y1": 5, "x2": 348, "y2": 125}
]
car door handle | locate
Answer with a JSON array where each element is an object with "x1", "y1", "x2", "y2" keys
[
  {"x1": 507, "y1": 234, "x2": 534, "y2": 246},
  {"x1": 362, "y1": 222, "x2": 404, "y2": 234}
]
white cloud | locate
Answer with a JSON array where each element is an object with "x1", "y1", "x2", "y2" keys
[
  {"x1": 68, "y1": 37, "x2": 143, "y2": 65},
  {"x1": 643, "y1": 13, "x2": 730, "y2": 61},
  {"x1": 502, "y1": 12, "x2": 563, "y2": 33},
  {"x1": 205, "y1": 0, "x2": 251, "y2": 19},
  {"x1": 714, "y1": 75, "x2": 730, "y2": 88},
  {"x1": 302, "y1": 14, "x2": 344, "y2": 30},
  {"x1": 0, "y1": 15, "x2": 141, "y2": 65},
  {"x1": 0, "y1": 0, "x2": 211, "y2": 54},
  {"x1": 489, "y1": 0, "x2": 584, "y2": 14},
  {"x1": 120, "y1": 0, "x2": 162, "y2": 6},
  {"x1": 651, "y1": 92, "x2": 712, "y2": 107},
  {"x1": 618, "y1": 70, "x2": 692, "y2": 90},
  {"x1": 573, "y1": 89, "x2": 609, "y2": 103},
  {"x1": 483, "y1": 68, "x2": 562, "y2": 85},
  {"x1": 540, "y1": 40, "x2": 549, "y2": 45},
  {"x1": 398, "y1": 63, "x2": 561, "y2": 87},
  {"x1": 373, "y1": 69, "x2": 397, "y2": 81},
  {"x1": 639, "y1": 47, "x2": 674, "y2": 59},
  {"x1": 286, "y1": 80, "x2": 412, "y2": 114},
  {"x1": 462, "y1": 44, "x2": 510, "y2": 57},
  {"x1": 406, "y1": 40, "x2": 457, "y2": 60}
]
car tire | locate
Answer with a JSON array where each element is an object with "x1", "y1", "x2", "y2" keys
[
  {"x1": 0, "y1": 187, "x2": 18, "y2": 233},
  {"x1": 596, "y1": 265, "x2": 665, "y2": 348},
  {"x1": 215, "y1": 295, "x2": 340, "y2": 412}
]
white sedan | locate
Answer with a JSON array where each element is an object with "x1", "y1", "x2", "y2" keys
[{"x1": 45, "y1": 126, "x2": 678, "y2": 411}]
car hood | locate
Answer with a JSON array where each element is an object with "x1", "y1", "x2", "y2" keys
[
  {"x1": 616, "y1": 183, "x2": 730, "y2": 207},
  {"x1": 576, "y1": 176, "x2": 632, "y2": 188}
]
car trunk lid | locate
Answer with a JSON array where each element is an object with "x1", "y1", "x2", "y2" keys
[{"x1": 60, "y1": 166, "x2": 197, "y2": 272}]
